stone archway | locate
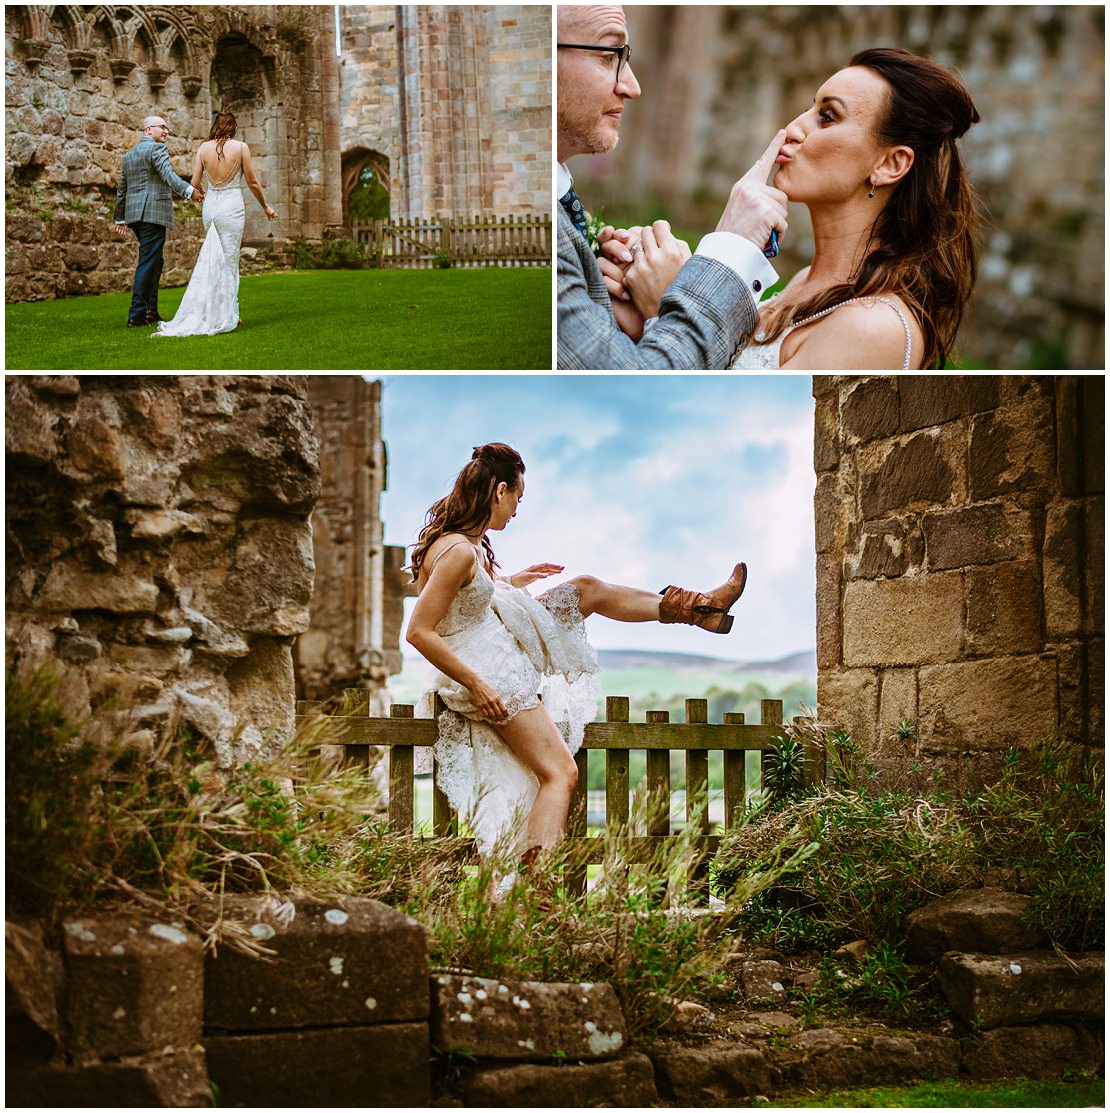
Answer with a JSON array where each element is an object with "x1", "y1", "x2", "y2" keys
[{"x1": 341, "y1": 147, "x2": 391, "y2": 225}]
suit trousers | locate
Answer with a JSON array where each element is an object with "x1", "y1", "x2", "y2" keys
[{"x1": 129, "y1": 221, "x2": 167, "y2": 321}]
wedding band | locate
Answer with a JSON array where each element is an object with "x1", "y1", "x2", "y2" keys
[{"x1": 630, "y1": 243, "x2": 644, "y2": 254}]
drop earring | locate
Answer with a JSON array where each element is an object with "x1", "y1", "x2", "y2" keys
[{"x1": 867, "y1": 180, "x2": 875, "y2": 199}]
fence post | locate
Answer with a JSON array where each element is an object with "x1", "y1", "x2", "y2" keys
[
  {"x1": 645, "y1": 710, "x2": 670, "y2": 837},
  {"x1": 797, "y1": 714, "x2": 824, "y2": 787},
  {"x1": 760, "y1": 699, "x2": 784, "y2": 796},
  {"x1": 685, "y1": 698, "x2": 710, "y2": 903},
  {"x1": 605, "y1": 696, "x2": 630, "y2": 834},
  {"x1": 388, "y1": 704, "x2": 415, "y2": 833},
  {"x1": 567, "y1": 747, "x2": 589, "y2": 898},
  {"x1": 722, "y1": 711, "x2": 746, "y2": 829}
]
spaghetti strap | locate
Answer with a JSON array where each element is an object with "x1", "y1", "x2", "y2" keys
[
  {"x1": 428, "y1": 536, "x2": 479, "y2": 574},
  {"x1": 789, "y1": 295, "x2": 913, "y2": 370}
]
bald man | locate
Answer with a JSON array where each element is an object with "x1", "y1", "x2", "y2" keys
[
  {"x1": 113, "y1": 115, "x2": 204, "y2": 328},
  {"x1": 557, "y1": 5, "x2": 789, "y2": 369}
]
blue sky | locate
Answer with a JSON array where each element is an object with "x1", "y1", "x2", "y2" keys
[{"x1": 377, "y1": 375, "x2": 816, "y2": 663}]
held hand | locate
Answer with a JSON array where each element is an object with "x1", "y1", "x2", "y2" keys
[
  {"x1": 715, "y1": 129, "x2": 790, "y2": 251},
  {"x1": 468, "y1": 675, "x2": 509, "y2": 723},
  {"x1": 598, "y1": 254, "x2": 632, "y2": 302},
  {"x1": 264, "y1": 204, "x2": 276, "y2": 220},
  {"x1": 624, "y1": 220, "x2": 692, "y2": 320},
  {"x1": 113, "y1": 223, "x2": 129, "y2": 238},
  {"x1": 597, "y1": 225, "x2": 640, "y2": 264},
  {"x1": 611, "y1": 295, "x2": 646, "y2": 342},
  {"x1": 510, "y1": 563, "x2": 565, "y2": 588},
  {"x1": 192, "y1": 187, "x2": 206, "y2": 204}
]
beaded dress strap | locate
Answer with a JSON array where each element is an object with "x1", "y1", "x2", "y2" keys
[
  {"x1": 207, "y1": 146, "x2": 243, "y2": 189},
  {"x1": 791, "y1": 296, "x2": 913, "y2": 370}
]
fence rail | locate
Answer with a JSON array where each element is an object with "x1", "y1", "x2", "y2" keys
[
  {"x1": 295, "y1": 693, "x2": 820, "y2": 902},
  {"x1": 350, "y1": 213, "x2": 551, "y2": 268}
]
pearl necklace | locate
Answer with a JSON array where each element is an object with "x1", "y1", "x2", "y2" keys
[{"x1": 788, "y1": 296, "x2": 913, "y2": 370}]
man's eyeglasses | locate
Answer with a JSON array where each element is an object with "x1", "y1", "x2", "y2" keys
[{"x1": 557, "y1": 43, "x2": 632, "y2": 84}]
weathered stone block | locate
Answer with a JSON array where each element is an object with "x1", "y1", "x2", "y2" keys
[
  {"x1": 460, "y1": 1051, "x2": 657, "y2": 1108},
  {"x1": 6, "y1": 1048, "x2": 210, "y2": 1108},
  {"x1": 36, "y1": 562, "x2": 159, "y2": 614},
  {"x1": 431, "y1": 975, "x2": 625, "y2": 1061},
  {"x1": 899, "y1": 375, "x2": 999, "y2": 431},
  {"x1": 918, "y1": 656, "x2": 1058, "y2": 751},
  {"x1": 841, "y1": 377, "x2": 899, "y2": 444},
  {"x1": 817, "y1": 669, "x2": 878, "y2": 755},
  {"x1": 970, "y1": 399, "x2": 1054, "y2": 502},
  {"x1": 6, "y1": 919, "x2": 64, "y2": 1060},
  {"x1": 854, "y1": 520, "x2": 918, "y2": 579},
  {"x1": 923, "y1": 503, "x2": 1037, "y2": 571},
  {"x1": 778, "y1": 1028, "x2": 960, "y2": 1090},
  {"x1": 815, "y1": 553, "x2": 841, "y2": 670},
  {"x1": 877, "y1": 668, "x2": 917, "y2": 746},
  {"x1": 651, "y1": 1042, "x2": 776, "y2": 1102},
  {"x1": 205, "y1": 1023, "x2": 429, "y2": 1107},
  {"x1": 904, "y1": 888, "x2": 1046, "y2": 962},
  {"x1": 937, "y1": 951, "x2": 1104, "y2": 1028},
  {"x1": 61, "y1": 914, "x2": 203, "y2": 1061},
  {"x1": 965, "y1": 561, "x2": 1043, "y2": 655},
  {"x1": 961, "y1": 1022, "x2": 1104, "y2": 1080},
  {"x1": 814, "y1": 472, "x2": 843, "y2": 554},
  {"x1": 813, "y1": 392, "x2": 839, "y2": 473},
  {"x1": 843, "y1": 573, "x2": 963, "y2": 667},
  {"x1": 860, "y1": 433, "x2": 955, "y2": 518},
  {"x1": 204, "y1": 896, "x2": 427, "y2": 1031}
]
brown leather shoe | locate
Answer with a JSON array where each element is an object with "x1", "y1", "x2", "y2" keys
[
  {"x1": 145, "y1": 310, "x2": 164, "y2": 323},
  {"x1": 658, "y1": 562, "x2": 747, "y2": 634}
]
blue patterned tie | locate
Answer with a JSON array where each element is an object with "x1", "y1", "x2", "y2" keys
[{"x1": 560, "y1": 185, "x2": 589, "y2": 241}]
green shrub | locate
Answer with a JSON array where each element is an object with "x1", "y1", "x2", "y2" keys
[
  {"x1": 432, "y1": 248, "x2": 453, "y2": 269},
  {"x1": 294, "y1": 237, "x2": 370, "y2": 269}
]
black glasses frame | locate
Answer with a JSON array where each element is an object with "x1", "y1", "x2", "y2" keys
[{"x1": 556, "y1": 43, "x2": 632, "y2": 84}]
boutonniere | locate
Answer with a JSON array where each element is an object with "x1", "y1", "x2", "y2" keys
[{"x1": 586, "y1": 209, "x2": 606, "y2": 256}]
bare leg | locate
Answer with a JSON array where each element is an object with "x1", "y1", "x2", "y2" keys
[
  {"x1": 567, "y1": 574, "x2": 662, "y2": 622},
  {"x1": 491, "y1": 704, "x2": 579, "y2": 851}
]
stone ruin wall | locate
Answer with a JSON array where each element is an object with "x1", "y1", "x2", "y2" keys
[
  {"x1": 295, "y1": 376, "x2": 409, "y2": 707},
  {"x1": 5, "y1": 4, "x2": 342, "y2": 303},
  {"x1": 816, "y1": 375, "x2": 1104, "y2": 790},
  {"x1": 5, "y1": 375, "x2": 321, "y2": 769},
  {"x1": 338, "y1": 5, "x2": 551, "y2": 221},
  {"x1": 575, "y1": 5, "x2": 1104, "y2": 369}
]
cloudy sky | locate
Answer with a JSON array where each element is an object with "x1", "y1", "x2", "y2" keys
[{"x1": 377, "y1": 375, "x2": 816, "y2": 663}]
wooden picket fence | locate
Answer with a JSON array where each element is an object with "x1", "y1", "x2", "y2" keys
[
  {"x1": 295, "y1": 693, "x2": 821, "y2": 901},
  {"x1": 350, "y1": 213, "x2": 551, "y2": 268}
]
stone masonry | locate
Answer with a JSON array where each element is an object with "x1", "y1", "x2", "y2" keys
[
  {"x1": 295, "y1": 376, "x2": 409, "y2": 704},
  {"x1": 5, "y1": 4, "x2": 342, "y2": 301},
  {"x1": 815, "y1": 375, "x2": 1104, "y2": 789},
  {"x1": 5, "y1": 375, "x2": 320, "y2": 769},
  {"x1": 574, "y1": 6, "x2": 1104, "y2": 369},
  {"x1": 6, "y1": 4, "x2": 550, "y2": 302},
  {"x1": 339, "y1": 5, "x2": 550, "y2": 221}
]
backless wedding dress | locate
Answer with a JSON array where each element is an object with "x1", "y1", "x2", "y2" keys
[
  {"x1": 417, "y1": 539, "x2": 601, "y2": 856},
  {"x1": 154, "y1": 149, "x2": 245, "y2": 337}
]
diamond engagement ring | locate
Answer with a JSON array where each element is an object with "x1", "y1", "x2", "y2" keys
[{"x1": 630, "y1": 243, "x2": 644, "y2": 254}]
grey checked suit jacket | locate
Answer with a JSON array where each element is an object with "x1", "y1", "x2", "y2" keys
[
  {"x1": 556, "y1": 205, "x2": 759, "y2": 370},
  {"x1": 114, "y1": 137, "x2": 193, "y2": 229}
]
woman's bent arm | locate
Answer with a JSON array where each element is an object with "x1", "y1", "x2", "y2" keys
[
  {"x1": 406, "y1": 544, "x2": 508, "y2": 721},
  {"x1": 190, "y1": 146, "x2": 204, "y2": 192}
]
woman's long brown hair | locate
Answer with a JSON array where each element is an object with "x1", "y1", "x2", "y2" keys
[
  {"x1": 208, "y1": 112, "x2": 237, "y2": 160},
  {"x1": 410, "y1": 443, "x2": 525, "y2": 580},
  {"x1": 761, "y1": 48, "x2": 981, "y2": 368}
]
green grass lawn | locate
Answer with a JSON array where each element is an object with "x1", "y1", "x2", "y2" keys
[
  {"x1": 5, "y1": 267, "x2": 552, "y2": 371},
  {"x1": 769, "y1": 1077, "x2": 1104, "y2": 1107}
]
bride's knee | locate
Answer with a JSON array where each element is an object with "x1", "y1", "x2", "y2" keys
[
  {"x1": 569, "y1": 574, "x2": 603, "y2": 607},
  {"x1": 537, "y1": 751, "x2": 578, "y2": 794}
]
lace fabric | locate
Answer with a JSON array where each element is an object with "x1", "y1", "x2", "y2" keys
[
  {"x1": 153, "y1": 180, "x2": 244, "y2": 338},
  {"x1": 418, "y1": 568, "x2": 600, "y2": 856}
]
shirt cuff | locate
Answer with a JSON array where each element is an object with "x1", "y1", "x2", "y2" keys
[
  {"x1": 185, "y1": 185, "x2": 194, "y2": 199},
  {"x1": 695, "y1": 232, "x2": 778, "y2": 301}
]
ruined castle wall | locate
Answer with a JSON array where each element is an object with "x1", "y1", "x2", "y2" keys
[
  {"x1": 5, "y1": 375, "x2": 320, "y2": 769},
  {"x1": 816, "y1": 375, "x2": 1104, "y2": 790},
  {"x1": 5, "y1": 5, "x2": 342, "y2": 302},
  {"x1": 573, "y1": 5, "x2": 1104, "y2": 370},
  {"x1": 339, "y1": 5, "x2": 550, "y2": 220},
  {"x1": 295, "y1": 377, "x2": 406, "y2": 708}
]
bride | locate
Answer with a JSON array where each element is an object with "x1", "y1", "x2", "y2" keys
[
  {"x1": 154, "y1": 112, "x2": 276, "y2": 337},
  {"x1": 405, "y1": 443, "x2": 748, "y2": 863},
  {"x1": 600, "y1": 48, "x2": 981, "y2": 370}
]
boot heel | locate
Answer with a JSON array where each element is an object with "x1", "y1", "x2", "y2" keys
[{"x1": 714, "y1": 614, "x2": 734, "y2": 635}]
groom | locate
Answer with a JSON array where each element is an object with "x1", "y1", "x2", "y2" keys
[
  {"x1": 113, "y1": 115, "x2": 204, "y2": 328},
  {"x1": 557, "y1": 5, "x2": 789, "y2": 369}
]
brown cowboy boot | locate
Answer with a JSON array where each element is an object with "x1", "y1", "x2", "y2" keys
[{"x1": 658, "y1": 562, "x2": 747, "y2": 634}]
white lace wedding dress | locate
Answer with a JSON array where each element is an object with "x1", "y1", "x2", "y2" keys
[
  {"x1": 417, "y1": 540, "x2": 600, "y2": 856},
  {"x1": 154, "y1": 153, "x2": 244, "y2": 337}
]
